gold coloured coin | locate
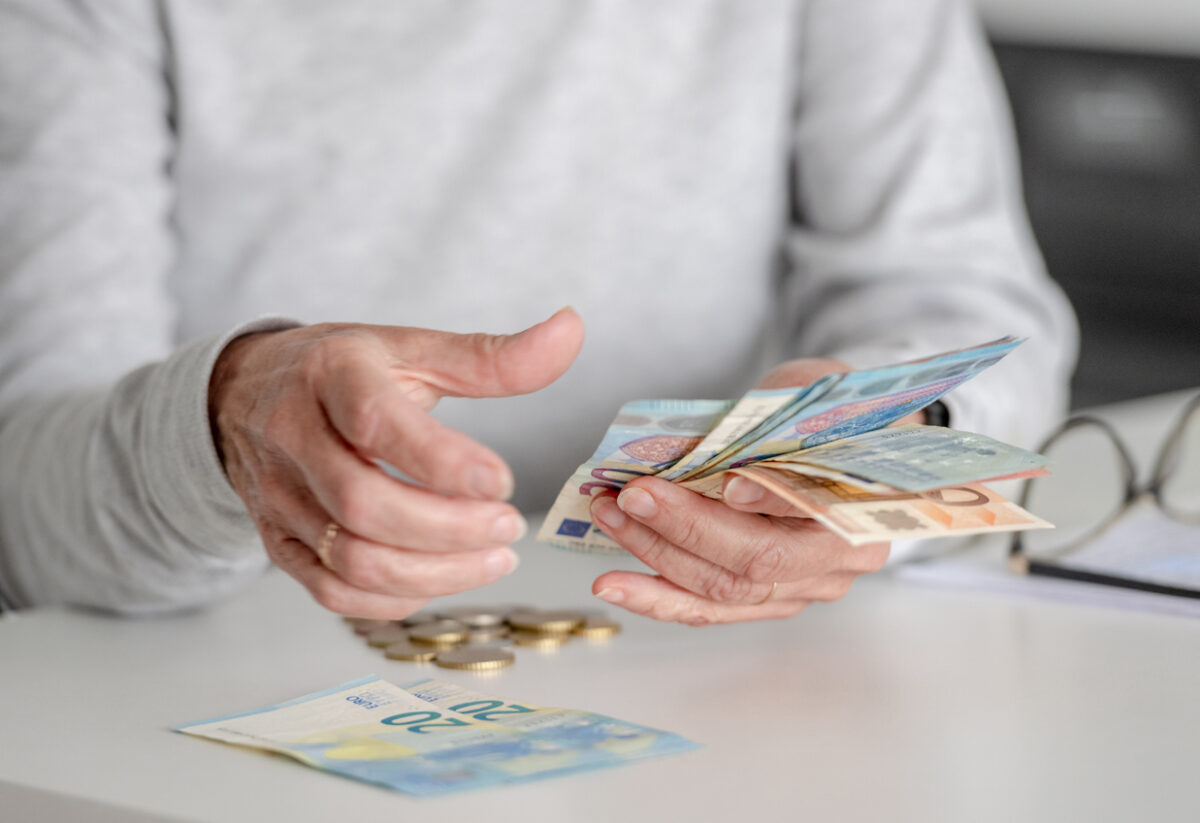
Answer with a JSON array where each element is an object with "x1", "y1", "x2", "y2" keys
[
  {"x1": 507, "y1": 609, "x2": 586, "y2": 634},
  {"x1": 572, "y1": 617, "x2": 622, "y2": 639},
  {"x1": 438, "y1": 607, "x2": 507, "y2": 628},
  {"x1": 365, "y1": 626, "x2": 410, "y2": 648},
  {"x1": 384, "y1": 641, "x2": 439, "y2": 662},
  {"x1": 511, "y1": 630, "x2": 569, "y2": 649},
  {"x1": 408, "y1": 619, "x2": 469, "y2": 647},
  {"x1": 434, "y1": 647, "x2": 515, "y2": 671},
  {"x1": 466, "y1": 626, "x2": 511, "y2": 644},
  {"x1": 400, "y1": 611, "x2": 439, "y2": 627},
  {"x1": 350, "y1": 618, "x2": 395, "y2": 636}
]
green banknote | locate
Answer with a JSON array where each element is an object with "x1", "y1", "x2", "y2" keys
[{"x1": 176, "y1": 676, "x2": 698, "y2": 796}]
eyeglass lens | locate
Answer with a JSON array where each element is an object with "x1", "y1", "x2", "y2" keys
[
  {"x1": 1020, "y1": 420, "x2": 1132, "y2": 559},
  {"x1": 1157, "y1": 398, "x2": 1200, "y2": 522}
]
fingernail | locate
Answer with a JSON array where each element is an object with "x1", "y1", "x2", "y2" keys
[
  {"x1": 724, "y1": 476, "x2": 765, "y2": 506},
  {"x1": 489, "y1": 512, "x2": 527, "y2": 544},
  {"x1": 595, "y1": 587, "x2": 624, "y2": 604},
  {"x1": 591, "y1": 496, "x2": 626, "y2": 529},
  {"x1": 467, "y1": 463, "x2": 512, "y2": 500},
  {"x1": 617, "y1": 487, "x2": 657, "y2": 519},
  {"x1": 485, "y1": 547, "x2": 519, "y2": 577}
]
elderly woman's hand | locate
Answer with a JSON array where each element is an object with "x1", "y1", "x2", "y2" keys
[
  {"x1": 589, "y1": 357, "x2": 898, "y2": 625},
  {"x1": 208, "y1": 308, "x2": 584, "y2": 618}
]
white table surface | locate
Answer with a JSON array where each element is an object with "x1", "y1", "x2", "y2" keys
[{"x1": 3, "y1": 391, "x2": 1199, "y2": 823}]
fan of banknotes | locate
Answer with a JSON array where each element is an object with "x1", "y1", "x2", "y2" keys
[{"x1": 539, "y1": 336, "x2": 1054, "y2": 551}]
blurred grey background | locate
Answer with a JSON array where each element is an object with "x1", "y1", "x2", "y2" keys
[{"x1": 976, "y1": 0, "x2": 1200, "y2": 408}]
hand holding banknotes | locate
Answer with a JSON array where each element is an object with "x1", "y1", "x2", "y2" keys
[
  {"x1": 208, "y1": 308, "x2": 584, "y2": 618},
  {"x1": 590, "y1": 358, "x2": 893, "y2": 625}
]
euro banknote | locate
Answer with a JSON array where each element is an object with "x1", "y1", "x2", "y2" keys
[
  {"x1": 668, "y1": 336, "x2": 1023, "y2": 481},
  {"x1": 176, "y1": 675, "x2": 698, "y2": 796},
  {"x1": 538, "y1": 398, "x2": 733, "y2": 553},
  {"x1": 403, "y1": 679, "x2": 699, "y2": 770},
  {"x1": 727, "y1": 467, "x2": 1053, "y2": 545},
  {"x1": 757, "y1": 424, "x2": 1051, "y2": 492},
  {"x1": 538, "y1": 337, "x2": 1046, "y2": 551}
]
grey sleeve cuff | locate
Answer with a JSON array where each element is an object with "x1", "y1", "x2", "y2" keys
[{"x1": 144, "y1": 316, "x2": 303, "y2": 559}]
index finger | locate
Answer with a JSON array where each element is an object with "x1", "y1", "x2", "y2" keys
[
  {"x1": 612, "y1": 477, "x2": 843, "y2": 583},
  {"x1": 318, "y1": 346, "x2": 513, "y2": 500}
]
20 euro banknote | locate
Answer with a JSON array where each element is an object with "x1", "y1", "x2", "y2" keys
[{"x1": 176, "y1": 676, "x2": 698, "y2": 796}]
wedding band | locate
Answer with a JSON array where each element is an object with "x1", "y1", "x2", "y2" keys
[
  {"x1": 316, "y1": 521, "x2": 339, "y2": 568},
  {"x1": 756, "y1": 581, "x2": 778, "y2": 606}
]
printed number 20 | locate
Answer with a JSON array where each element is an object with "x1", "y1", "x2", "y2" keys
[
  {"x1": 449, "y1": 699, "x2": 535, "y2": 722},
  {"x1": 380, "y1": 710, "x2": 469, "y2": 734}
]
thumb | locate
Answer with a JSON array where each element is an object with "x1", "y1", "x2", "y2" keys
[{"x1": 391, "y1": 306, "x2": 585, "y2": 399}]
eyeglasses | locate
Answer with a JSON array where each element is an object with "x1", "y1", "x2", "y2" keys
[{"x1": 1008, "y1": 393, "x2": 1200, "y2": 599}]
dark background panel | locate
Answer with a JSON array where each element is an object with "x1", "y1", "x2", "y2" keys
[{"x1": 990, "y1": 40, "x2": 1200, "y2": 408}]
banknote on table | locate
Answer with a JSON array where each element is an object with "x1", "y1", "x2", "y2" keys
[
  {"x1": 538, "y1": 336, "x2": 1052, "y2": 551},
  {"x1": 176, "y1": 676, "x2": 698, "y2": 796},
  {"x1": 404, "y1": 679, "x2": 699, "y2": 771}
]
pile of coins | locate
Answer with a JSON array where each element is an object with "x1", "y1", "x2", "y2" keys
[{"x1": 344, "y1": 606, "x2": 621, "y2": 671}]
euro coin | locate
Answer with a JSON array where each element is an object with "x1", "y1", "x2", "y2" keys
[
  {"x1": 511, "y1": 630, "x2": 569, "y2": 649},
  {"x1": 365, "y1": 625, "x2": 410, "y2": 648},
  {"x1": 350, "y1": 618, "x2": 395, "y2": 636},
  {"x1": 507, "y1": 609, "x2": 586, "y2": 634},
  {"x1": 572, "y1": 617, "x2": 621, "y2": 639},
  {"x1": 408, "y1": 619, "x2": 470, "y2": 647},
  {"x1": 384, "y1": 641, "x2": 439, "y2": 662},
  {"x1": 400, "y1": 611, "x2": 439, "y2": 627},
  {"x1": 466, "y1": 626, "x2": 511, "y2": 644},
  {"x1": 434, "y1": 647, "x2": 515, "y2": 671},
  {"x1": 437, "y1": 607, "x2": 507, "y2": 628}
]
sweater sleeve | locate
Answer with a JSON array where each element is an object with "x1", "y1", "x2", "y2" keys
[
  {"x1": 786, "y1": 0, "x2": 1079, "y2": 449},
  {"x1": 0, "y1": 1, "x2": 289, "y2": 612}
]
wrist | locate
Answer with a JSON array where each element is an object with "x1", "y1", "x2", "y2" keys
[{"x1": 207, "y1": 331, "x2": 275, "y2": 469}]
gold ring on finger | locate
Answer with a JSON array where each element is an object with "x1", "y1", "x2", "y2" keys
[
  {"x1": 755, "y1": 581, "x2": 778, "y2": 606},
  {"x1": 316, "y1": 521, "x2": 340, "y2": 568}
]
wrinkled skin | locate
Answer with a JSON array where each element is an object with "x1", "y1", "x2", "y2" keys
[
  {"x1": 210, "y1": 310, "x2": 898, "y2": 623},
  {"x1": 208, "y1": 308, "x2": 583, "y2": 618},
  {"x1": 589, "y1": 359, "x2": 901, "y2": 625}
]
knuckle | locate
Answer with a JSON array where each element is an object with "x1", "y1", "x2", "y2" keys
[
  {"x1": 619, "y1": 528, "x2": 672, "y2": 570},
  {"x1": 670, "y1": 517, "x2": 708, "y2": 552},
  {"x1": 300, "y1": 333, "x2": 347, "y2": 380},
  {"x1": 677, "y1": 606, "x2": 715, "y2": 627},
  {"x1": 341, "y1": 395, "x2": 386, "y2": 449},
  {"x1": 742, "y1": 538, "x2": 788, "y2": 583},
  {"x1": 334, "y1": 544, "x2": 380, "y2": 590},
  {"x1": 330, "y1": 478, "x2": 375, "y2": 531},
  {"x1": 460, "y1": 333, "x2": 506, "y2": 385},
  {"x1": 701, "y1": 568, "x2": 754, "y2": 603}
]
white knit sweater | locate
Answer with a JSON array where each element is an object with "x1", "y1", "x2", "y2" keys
[{"x1": 0, "y1": 0, "x2": 1077, "y2": 611}]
